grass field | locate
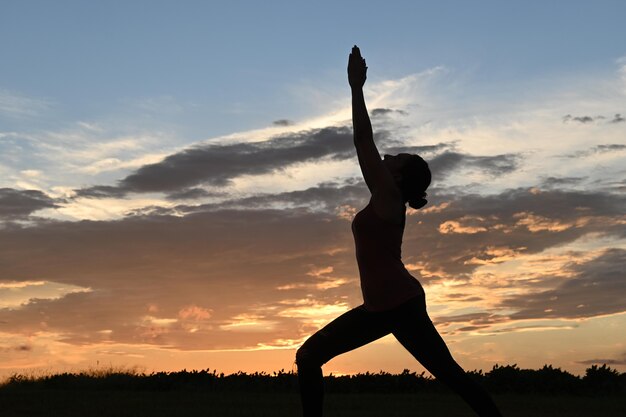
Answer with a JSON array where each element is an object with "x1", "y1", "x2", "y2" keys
[{"x1": 1, "y1": 389, "x2": 625, "y2": 417}]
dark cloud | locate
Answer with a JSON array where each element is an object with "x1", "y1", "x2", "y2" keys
[
  {"x1": 594, "y1": 144, "x2": 626, "y2": 152},
  {"x1": 540, "y1": 176, "x2": 587, "y2": 189},
  {"x1": 562, "y1": 143, "x2": 626, "y2": 159},
  {"x1": 562, "y1": 114, "x2": 604, "y2": 124},
  {"x1": 367, "y1": 141, "x2": 520, "y2": 179},
  {"x1": 0, "y1": 188, "x2": 58, "y2": 220},
  {"x1": 74, "y1": 185, "x2": 127, "y2": 199},
  {"x1": 577, "y1": 352, "x2": 626, "y2": 365},
  {"x1": 456, "y1": 325, "x2": 490, "y2": 332},
  {"x1": 427, "y1": 151, "x2": 520, "y2": 178},
  {"x1": 75, "y1": 126, "x2": 358, "y2": 198},
  {"x1": 603, "y1": 179, "x2": 626, "y2": 193},
  {"x1": 73, "y1": 122, "x2": 521, "y2": 200},
  {"x1": 371, "y1": 108, "x2": 408, "y2": 117},
  {"x1": 501, "y1": 248, "x2": 626, "y2": 320},
  {"x1": 165, "y1": 179, "x2": 369, "y2": 215},
  {"x1": 434, "y1": 312, "x2": 502, "y2": 327},
  {"x1": 272, "y1": 119, "x2": 294, "y2": 126},
  {"x1": 433, "y1": 249, "x2": 626, "y2": 330},
  {"x1": 165, "y1": 187, "x2": 219, "y2": 201},
  {"x1": 444, "y1": 293, "x2": 484, "y2": 301},
  {"x1": 563, "y1": 113, "x2": 625, "y2": 124}
]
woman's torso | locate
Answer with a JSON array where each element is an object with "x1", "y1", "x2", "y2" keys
[{"x1": 351, "y1": 203, "x2": 424, "y2": 311}]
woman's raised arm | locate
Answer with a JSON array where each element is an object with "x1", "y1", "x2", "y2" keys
[{"x1": 348, "y1": 46, "x2": 403, "y2": 212}]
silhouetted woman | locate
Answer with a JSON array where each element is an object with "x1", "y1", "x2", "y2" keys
[{"x1": 295, "y1": 46, "x2": 504, "y2": 417}]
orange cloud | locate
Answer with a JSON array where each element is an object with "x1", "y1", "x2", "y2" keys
[
  {"x1": 513, "y1": 212, "x2": 588, "y2": 232},
  {"x1": 439, "y1": 219, "x2": 487, "y2": 234},
  {"x1": 465, "y1": 246, "x2": 526, "y2": 265},
  {"x1": 178, "y1": 305, "x2": 212, "y2": 321}
]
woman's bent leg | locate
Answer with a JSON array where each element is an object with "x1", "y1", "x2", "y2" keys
[
  {"x1": 295, "y1": 306, "x2": 391, "y2": 417},
  {"x1": 391, "y1": 297, "x2": 503, "y2": 417}
]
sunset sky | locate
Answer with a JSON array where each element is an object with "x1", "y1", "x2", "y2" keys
[{"x1": 1, "y1": 1, "x2": 625, "y2": 380}]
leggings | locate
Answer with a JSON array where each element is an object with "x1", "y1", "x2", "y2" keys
[{"x1": 295, "y1": 293, "x2": 503, "y2": 417}]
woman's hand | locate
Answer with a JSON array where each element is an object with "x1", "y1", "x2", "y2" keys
[{"x1": 348, "y1": 45, "x2": 367, "y2": 89}]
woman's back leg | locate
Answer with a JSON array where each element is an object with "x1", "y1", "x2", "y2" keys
[{"x1": 392, "y1": 299, "x2": 504, "y2": 417}]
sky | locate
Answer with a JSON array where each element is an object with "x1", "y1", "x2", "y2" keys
[{"x1": 1, "y1": 0, "x2": 625, "y2": 379}]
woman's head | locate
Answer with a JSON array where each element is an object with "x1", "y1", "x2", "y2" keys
[{"x1": 383, "y1": 153, "x2": 431, "y2": 209}]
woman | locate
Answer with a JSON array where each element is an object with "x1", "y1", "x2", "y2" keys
[{"x1": 295, "y1": 46, "x2": 504, "y2": 417}]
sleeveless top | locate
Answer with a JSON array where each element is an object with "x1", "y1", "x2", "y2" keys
[{"x1": 351, "y1": 203, "x2": 424, "y2": 312}]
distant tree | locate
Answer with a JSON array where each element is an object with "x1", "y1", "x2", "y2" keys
[
  {"x1": 583, "y1": 364, "x2": 622, "y2": 395},
  {"x1": 532, "y1": 365, "x2": 581, "y2": 395}
]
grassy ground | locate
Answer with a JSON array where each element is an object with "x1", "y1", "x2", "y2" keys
[{"x1": 1, "y1": 389, "x2": 625, "y2": 417}]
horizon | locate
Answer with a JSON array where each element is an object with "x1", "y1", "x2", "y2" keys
[{"x1": 1, "y1": 1, "x2": 625, "y2": 380}]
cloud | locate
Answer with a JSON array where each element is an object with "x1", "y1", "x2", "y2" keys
[
  {"x1": 178, "y1": 305, "x2": 213, "y2": 321},
  {"x1": 71, "y1": 185, "x2": 128, "y2": 199},
  {"x1": 167, "y1": 179, "x2": 369, "y2": 214},
  {"x1": 75, "y1": 126, "x2": 357, "y2": 198},
  {"x1": 562, "y1": 143, "x2": 626, "y2": 159},
  {"x1": 380, "y1": 142, "x2": 519, "y2": 180},
  {"x1": 427, "y1": 151, "x2": 520, "y2": 179},
  {"x1": 501, "y1": 248, "x2": 626, "y2": 320},
  {"x1": 370, "y1": 108, "x2": 408, "y2": 117},
  {"x1": 563, "y1": 113, "x2": 625, "y2": 125},
  {"x1": 399, "y1": 186, "x2": 626, "y2": 284},
  {"x1": 594, "y1": 144, "x2": 626, "y2": 152},
  {"x1": 539, "y1": 176, "x2": 588, "y2": 189},
  {"x1": 272, "y1": 119, "x2": 294, "y2": 126},
  {"x1": 432, "y1": 249, "x2": 626, "y2": 331},
  {"x1": 165, "y1": 187, "x2": 220, "y2": 201},
  {"x1": 74, "y1": 130, "x2": 521, "y2": 202},
  {"x1": 562, "y1": 114, "x2": 601, "y2": 124},
  {"x1": 1, "y1": 180, "x2": 625, "y2": 350},
  {"x1": 0, "y1": 188, "x2": 58, "y2": 220},
  {"x1": 577, "y1": 352, "x2": 626, "y2": 365},
  {"x1": 0, "y1": 199, "x2": 363, "y2": 349}
]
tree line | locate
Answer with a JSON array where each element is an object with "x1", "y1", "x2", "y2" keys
[{"x1": 2, "y1": 364, "x2": 624, "y2": 396}]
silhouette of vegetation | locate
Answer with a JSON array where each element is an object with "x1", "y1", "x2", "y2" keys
[
  {"x1": 2, "y1": 365, "x2": 625, "y2": 417},
  {"x1": 2, "y1": 364, "x2": 624, "y2": 396}
]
